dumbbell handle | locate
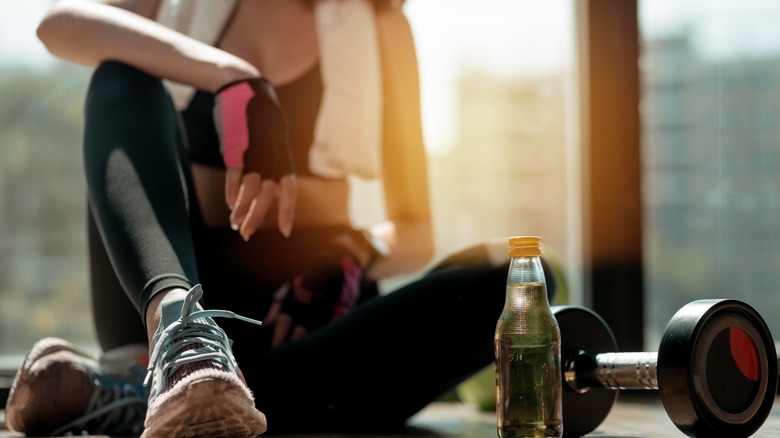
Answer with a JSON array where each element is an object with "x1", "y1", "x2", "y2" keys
[{"x1": 564, "y1": 351, "x2": 659, "y2": 392}]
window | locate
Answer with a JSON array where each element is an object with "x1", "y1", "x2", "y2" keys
[
  {"x1": 404, "y1": 0, "x2": 579, "y2": 301},
  {"x1": 640, "y1": 0, "x2": 780, "y2": 348},
  {"x1": 0, "y1": 6, "x2": 93, "y2": 365}
]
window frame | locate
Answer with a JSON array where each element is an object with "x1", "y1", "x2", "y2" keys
[{"x1": 577, "y1": 0, "x2": 644, "y2": 351}]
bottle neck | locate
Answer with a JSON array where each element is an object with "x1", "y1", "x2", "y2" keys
[
  {"x1": 505, "y1": 256, "x2": 549, "y2": 307},
  {"x1": 506, "y1": 256, "x2": 546, "y2": 285}
]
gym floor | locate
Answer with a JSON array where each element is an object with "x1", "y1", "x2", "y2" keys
[{"x1": 2, "y1": 394, "x2": 780, "y2": 438}]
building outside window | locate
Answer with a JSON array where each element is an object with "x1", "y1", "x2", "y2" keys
[{"x1": 640, "y1": 0, "x2": 780, "y2": 348}]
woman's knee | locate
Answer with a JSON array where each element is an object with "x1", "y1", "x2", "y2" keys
[
  {"x1": 86, "y1": 61, "x2": 169, "y2": 111},
  {"x1": 430, "y1": 240, "x2": 557, "y2": 302},
  {"x1": 84, "y1": 61, "x2": 179, "y2": 148},
  {"x1": 431, "y1": 240, "x2": 507, "y2": 272},
  {"x1": 82, "y1": 61, "x2": 183, "y2": 191}
]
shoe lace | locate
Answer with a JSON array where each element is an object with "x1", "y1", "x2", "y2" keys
[
  {"x1": 143, "y1": 285, "x2": 262, "y2": 398},
  {"x1": 50, "y1": 376, "x2": 147, "y2": 436}
]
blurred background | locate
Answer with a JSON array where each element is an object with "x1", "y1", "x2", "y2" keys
[{"x1": 1, "y1": 0, "x2": 780, "y2": 365}]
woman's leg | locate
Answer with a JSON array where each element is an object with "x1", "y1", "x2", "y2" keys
[
  {"x1": 83, "y1": 61, "x2": 198, "y2": 318},
  {"x1": 87, "y1": 205, "x2": 147, "y2": 351},
  {"x1": 83, "y1": 61, "x2": 267, "y2": 437},
  {"x1": 241, "y1": 244, "x2": 509, "y2": 432}
]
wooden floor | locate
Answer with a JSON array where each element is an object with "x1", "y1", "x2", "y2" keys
[{"x1": 2, "y1": 394, "x2": 780, "y2": 437}]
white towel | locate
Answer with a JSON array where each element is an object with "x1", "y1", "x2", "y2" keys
[{"x1": 156, "y1": 0, "x2": 382, "y2": 179}]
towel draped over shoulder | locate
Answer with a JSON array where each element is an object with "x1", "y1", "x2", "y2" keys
[{"x1": 155, "y1": 0, "x2": 383, "y2": 179}]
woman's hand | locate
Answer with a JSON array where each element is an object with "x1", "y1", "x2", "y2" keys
[
  {"x1": 214, "y1": 77, "x2": 297, "y2": 240},
  {"x1": 263, "y1": 246, "x2": 365, "y2": 347},
  {"x1": 224, "y1": 169, "x2": 296, "y2": 240}
]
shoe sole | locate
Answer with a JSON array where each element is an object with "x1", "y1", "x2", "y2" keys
[
  {"x1": 141, "y1": 379, "x2": 267, "y2": 438},
  {"x1": 5, "y1": 338, "x2": 95, "y2": 432}
]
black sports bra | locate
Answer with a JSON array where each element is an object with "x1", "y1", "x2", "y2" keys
[{"x1": 180, "y1": 63, "x2": 324, "y2": 178}]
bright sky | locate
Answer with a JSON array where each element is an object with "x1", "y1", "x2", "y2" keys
[
  {"x1": 404, "y1": 0, "x2": 573, "y2": 153},
  {"x1": 0, "y1": 0, "x2": 54, "y2": 67},
  {"x1": 639, "y1": 0, "x2": 780, "y2": 60}
]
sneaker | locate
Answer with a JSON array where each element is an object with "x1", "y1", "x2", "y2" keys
[
  {"x1": 4, "y1": 337, "x2": 148, "y2": 436},
  {"x1": 141, "y1": 284, "x2": 267, "y2": 438}
]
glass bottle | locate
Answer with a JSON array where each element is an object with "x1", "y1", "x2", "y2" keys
[{"x1": 495, "y1": 236, "x2": 562, "y2": 437}]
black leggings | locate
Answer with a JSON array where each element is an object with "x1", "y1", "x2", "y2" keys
[{"x1": 84, "y1": 62, "x2": 512, "y2": 432}]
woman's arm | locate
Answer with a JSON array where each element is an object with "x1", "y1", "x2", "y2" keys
[
  {"x1": 366, "y1": 4, "x2": 434, "y2": 279},
  {"x1": 36, "y1": 0, "x2": 258, "y2": 92},
  {"x1": 38, "y1": 0, "x2": 294, "y2": 239}
]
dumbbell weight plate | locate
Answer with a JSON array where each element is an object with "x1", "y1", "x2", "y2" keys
[
  {"x1": 658, "y1": 299, "x2": 778, "y2": 438},
  {"x1": 553, "y1": 306, "x2": 619, "y2": 437}
]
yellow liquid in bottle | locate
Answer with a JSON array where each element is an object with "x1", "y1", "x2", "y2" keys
[{"x1": 495, "y1": 284, "x2": 562, "y2": 438}]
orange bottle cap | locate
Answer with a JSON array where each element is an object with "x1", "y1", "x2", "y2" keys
[{"x1": 508, "y1": 236, "x2": 542, "y2": 257}]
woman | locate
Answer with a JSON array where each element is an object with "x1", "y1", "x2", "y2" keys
[{"x1": 6, "y1": 0, "x2": 524, "y2": 436}]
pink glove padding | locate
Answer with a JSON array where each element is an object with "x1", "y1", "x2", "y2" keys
[
  {"x1": 214, "y1": 80, "x2": 255, "y2": 168},
  {"x1": 331, "y1": 255, "x2": 362, "y2": 321}
]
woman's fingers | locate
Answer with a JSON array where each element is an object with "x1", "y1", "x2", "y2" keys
[
  {"x1": 263, "y1": 300, "x2": 283, "y2": 325},
  {"x1": 239, "y1": 179, "x2": 276, "y2": 241},
  {"x1": 269, "y1": 314, "x2": 306, "y2": 347},
  {"x1": 272, "y1": 313, "x2": 293, "y2": 348},
  {"x1": 290, "y1": 325, "x2": 308, "y2": 342},
  {"x1": 277, "y1": 174, "x2": 297, "y2": 238},
  {"x1": 224, "y1": 166, "x2": 243, "y2": 210},
  {"x1": 229, "y1": 171, "x2": 297, "y2": 241},
  {"x1": 229, "y1": 172, "x2": 260, "y2": 232}
]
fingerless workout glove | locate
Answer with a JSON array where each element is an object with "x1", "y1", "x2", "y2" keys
[
  {"x1": 273, "y1": 242, "x2": 365, "y2": 332},
  {"x1": 213, "y1": 77, "x2": 295, "y2": 180}
]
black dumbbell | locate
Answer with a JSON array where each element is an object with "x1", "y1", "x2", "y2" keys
[{"x1": 553, "y1": 299, "x2": 778, "y2": 437}]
